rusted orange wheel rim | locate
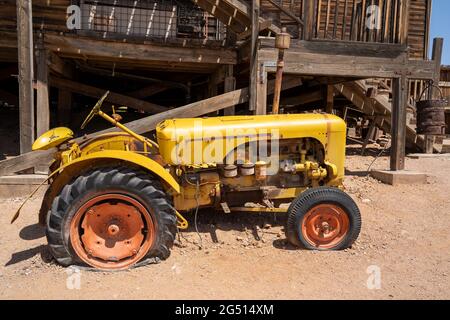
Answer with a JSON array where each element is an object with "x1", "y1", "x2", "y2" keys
[
  {"x1": 70, "y1": 194, "x2": 155, "y2": 270},
  {"x1": 301, "y1": 204, "x2": 350, "y2": 249}
]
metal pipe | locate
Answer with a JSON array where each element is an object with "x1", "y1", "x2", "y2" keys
[{"x1": 272, "y1": 28, "x2": 290, "y2": 114}]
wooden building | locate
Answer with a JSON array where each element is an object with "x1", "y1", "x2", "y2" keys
[{"x1": 0, "y1": 0, "x2": 444, "y2": 176}]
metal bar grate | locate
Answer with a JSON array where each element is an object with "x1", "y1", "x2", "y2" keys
[{"x1": 73, "y1": 0, "x2": 226, "y2": 40}]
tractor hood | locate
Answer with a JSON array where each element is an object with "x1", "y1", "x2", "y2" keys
[{"x1": 156, "y1": 114, "x2": 346, "y2": 167}]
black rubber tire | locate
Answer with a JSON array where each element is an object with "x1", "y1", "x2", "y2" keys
[
  {"x1": 286, "y1": 187, "x2": 361, "y2": 250},
  {"x1": 46, "y1": 166, "x2": 177, "y2": 268}
]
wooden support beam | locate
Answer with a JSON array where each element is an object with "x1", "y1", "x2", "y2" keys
[
  {"x1": 50, "y1": 77, "x2": 168, "y2": 114},
  {"x1": 390, "y1": 76, "x2": 408, "y2": 171},
  {"x1": 36, "y1": 45, "x2": 50, "y2": 137},
  {"x1": 237, "y1": 18, "x2": 276, "y2": 41},
  {"x1": 208, "y1": 67, "x2": 225, "y2": 98},
  {"x1": 249, "y1": 0, "x2": 260, "y2": 112},
  {"x1": 48, "y1": 52, "x2": 72, "y2": 77},
  {"x1": 16, "y1": 0, "x2": 34, "y2": 153},
  {"x1": 44, "y1": 34, "x2": 237, "y2": 66},
  {"x1": 256, "y1": 61, "x2": 267, "y2": 115},
  {"x1": 325, "y1": 85, "x2": 334, "y2": 114},
  {"x1": 259, "y1": 48, "x2": 435, "y2": 80},
  {"x1": 224, "y1": 65, "x2": 237, "y2": 115},
  {"x1": 0, "y1": 78, "x2": 301, "y2": 176}
]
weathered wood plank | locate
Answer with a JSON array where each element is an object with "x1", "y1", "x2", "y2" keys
[
  {"x1": 16, "y1": 0, "x2": 34, "y2": 153},
  {"x1": 249, "y1": 0, "x2": 260, "y2": 111},
  {"x1": 44, "y1": 34, "x2": 237, "y2": 65},
  {"x1": 391, "y1": 76, "x2": 408, "y2": 170},
  {"x1": 223, "y1": 65, "x2": 237, "y2": 115},
  {"x1": 259, "y1": 42, "x2": 435, "y2": 79},
  {"x1": 36, "y1": 45, "x2": 49, "y2": 137}
]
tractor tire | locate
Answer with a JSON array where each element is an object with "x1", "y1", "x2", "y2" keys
[
  {"x1": 46, "y1": 166, "x2": 177, "y2": 270},
  {"x1": 286, "y1": 187, "x2": 361, "y2": 250}
]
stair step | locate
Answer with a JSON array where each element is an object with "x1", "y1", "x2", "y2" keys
[
  {"x1": 442, "y1": 139, "x2": 450, "y2": 153},
  {"x1": 335, "y1": 80, "x2": 439, "y2": 152}
]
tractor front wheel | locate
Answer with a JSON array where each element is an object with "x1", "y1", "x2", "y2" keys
[
  {"x1": 46, "y1": 167, "x2": 177, "y2": 270},
  {"x1": 286, "y1": 187, "x2": 361, "y2": 250}
]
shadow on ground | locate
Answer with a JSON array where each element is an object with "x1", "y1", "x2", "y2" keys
[
  {"x1": 19, "y1": 223, "x2": 45, "y2": 240},
  {"x1": 5, "y1": 244, "x2": 52, "y2": 266}
]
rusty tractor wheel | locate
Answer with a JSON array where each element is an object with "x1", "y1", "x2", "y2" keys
[
  {"x1": 46, "y1": 167, "x2": 177, "y2": 270},
  {"x1": 286, "y1": 187, "x2": 361, "y2": 250}
]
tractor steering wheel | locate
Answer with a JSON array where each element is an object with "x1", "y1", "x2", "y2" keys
[{"x1": 81, "y1": 91, "x2": 110, "y2": 129}]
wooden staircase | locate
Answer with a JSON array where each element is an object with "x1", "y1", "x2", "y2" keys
[
  {"x1": 193, "y1": 0, "x2": 281, "y2": 38},
  {"x1": 335, "y1": 80, "x2": 442, "y2": 153}
]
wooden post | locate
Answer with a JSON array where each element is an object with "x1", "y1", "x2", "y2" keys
[
  {"x1": 430, "y1": 38, "x2": 444, "y2": 98},
  {"x1": 303, "y1": 0, "x2": 315, "y2": 40},
  {"x1": 16, "y1": 0, "x2": 34, "y2": 153},
  {"x1": 224, "y1": 65, "x2": 236, "y2": 116},
  {"x1": 36, "y1": 41, "x2": 50, "y2": 137},
  {"x1": 325, "y1": 85, "x2": 334, "y2": 114},
  {"x1": 249, "y1": 0, "x2": 260, "y2": 112},
  {"x1": 423, "y1": 38, "x2": 444, "y2": 154},
  {"x1": 256, "y1": 61, "x2": 267, "y2": 115},
  {"x1": 390, "y1": 76, "x2": 408, "y2": 171}
]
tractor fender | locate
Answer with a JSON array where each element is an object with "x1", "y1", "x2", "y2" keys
[{"x1": 38, "y1": 150, "x2": 180, "y2": 225}]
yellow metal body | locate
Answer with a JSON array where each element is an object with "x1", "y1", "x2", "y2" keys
[
  {"x1": 157, "y1": 114, "x2": 346, "y2": 184},
  {"x1": 32, "y1": 127, "x2": 74, "y2": 151}
]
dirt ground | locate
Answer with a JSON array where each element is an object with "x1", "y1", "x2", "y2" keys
[{"x1": 0, "y1": 145, "x2": 449, "y2": 300}]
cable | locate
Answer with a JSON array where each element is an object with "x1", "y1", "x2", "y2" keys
[
  {"x1": 366, "y1": 139, "x2": 391, "y2": 175},
  {"x1": 194, "y1": 179, "x2": 203, "y2": 250}
]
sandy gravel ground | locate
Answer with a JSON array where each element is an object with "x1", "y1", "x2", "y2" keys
[{"x1": 0, "y1": 147, "x2": 449, "y2": 300}]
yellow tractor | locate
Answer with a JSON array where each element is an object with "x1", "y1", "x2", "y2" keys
[{"x1": 16, "y1": 92, "x2": 361, "y2": 270}]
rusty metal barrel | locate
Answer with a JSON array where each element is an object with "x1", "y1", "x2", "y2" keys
[{"x1": 416, "y1": 85, "x2": 447, "y2": 136}]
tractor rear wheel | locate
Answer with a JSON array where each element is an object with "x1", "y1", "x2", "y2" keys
[
  {"x1": 46, "y1": 167, "x2": 177, "y2": 270},
  {"x1": 286, "y1": 187, "x2": 361, "y2": 250}
]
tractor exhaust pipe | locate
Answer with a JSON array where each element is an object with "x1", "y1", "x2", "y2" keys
[{"x1": 272, "y1": 28, "x2": 291, "y2": 115}]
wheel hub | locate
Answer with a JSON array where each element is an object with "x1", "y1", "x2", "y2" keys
[
  {"x1": 107, "y1": 224, "x2": 120, "y2": 236},
  {"x1": 302, "y1": 204, "x2": 350, "y2": 249},
  {"x1": 70, "y1": 193, "x2": 155, "y2": 270}
]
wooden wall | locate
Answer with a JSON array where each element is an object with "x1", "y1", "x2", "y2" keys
[
  {"x1": 0, "y1": 0, "x2": 69, "y2": 33},
  {"x1": 408, "y1": 0, "x2": 431, "y2": 59},
  {"x1": 258, "y1": 0, "x2": 431, "y2": 59}
]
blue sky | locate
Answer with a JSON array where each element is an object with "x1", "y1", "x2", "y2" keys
[{"x1": 429, "y1": 0, "x2": 450, "y2": 65}]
